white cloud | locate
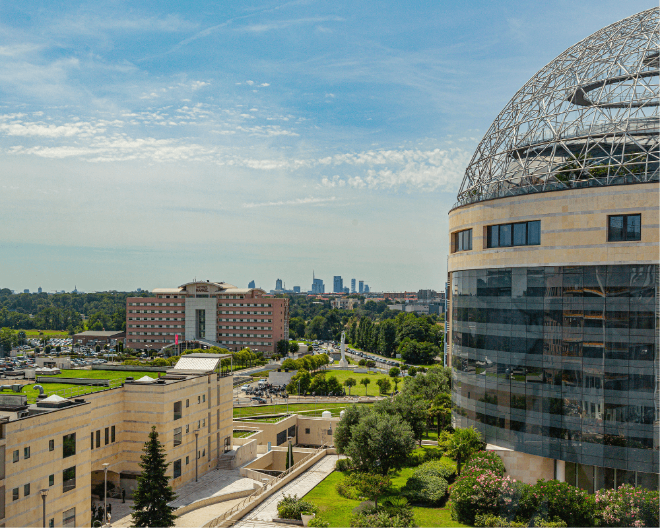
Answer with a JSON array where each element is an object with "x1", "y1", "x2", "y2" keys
[{"x1": 243, "y1": 196, "x2": 337, "y2": 208}]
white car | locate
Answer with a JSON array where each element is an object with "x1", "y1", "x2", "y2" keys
[{"x1": 240, "y1": 385, "x2": 250, "y2": 391}]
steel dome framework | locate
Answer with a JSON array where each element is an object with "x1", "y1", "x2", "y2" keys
[{"x1": 456, "y1": 8, "x2": 659, "y2": 208}]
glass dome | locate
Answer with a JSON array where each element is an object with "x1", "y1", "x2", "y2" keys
[{"x1": 456, "y1": 8, "x2": 659, "y2": 208}]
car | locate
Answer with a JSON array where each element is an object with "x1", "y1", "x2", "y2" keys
[
  {"x1": 240, "y1": 385, "x2": 250, "y2": 391},
  {"x1": 251, "y1": 397, "x2": 267, "y2": 404}
]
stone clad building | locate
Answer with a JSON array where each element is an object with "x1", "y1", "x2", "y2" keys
[
  {"x1": 448, "y1": 9, "x2": 659, "y2": 491},
  {"x1": 0, "y1": 354, "x2": 233, "y2": 527},
  {"x1": 126, "y1": 281, "x2": 290, "y2": 356}
]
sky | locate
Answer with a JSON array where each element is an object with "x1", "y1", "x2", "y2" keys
[{"x1": 0, "y1": 0, "x2": 654, "y2": 293}]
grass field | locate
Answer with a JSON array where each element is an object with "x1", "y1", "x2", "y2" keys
[
  {"x1": 303, "y1": 450, "x2": 468, "y2": 527},
  {"x1": 24, "y1": 369, "x2": 163, "y2": 403},
  {"x1": 320, "y1": 369, "x2": 395, "y2": 396},
  {"x1": 20, "y1": 330, "x2": 70, "y2": 338},
  {"x1": 233, "y1": 430, "x2": 257, "y2": 438},
  {"x1": 233, "y1": 402, "x2": 372, "y2": 419}
]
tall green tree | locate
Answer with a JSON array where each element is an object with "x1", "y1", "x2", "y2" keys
[
  {"x1": 360, "y1": 377, "x2": 371, "y2": 395},
  {"x1": 447, "y1": 427, "x2": 484, "y2": 475},
  {"x1": 344, "y1": 377, "x2": 356, "y2": 396},
  {"x1": 378, "y1": 319, "x2": 397, "y2": 357},
  {"x1": 131, "y1": 426, "x2": 177, "y2": 528},
  {"x1": 388, "y1": 367, "x2": 401, "y2": 391}
]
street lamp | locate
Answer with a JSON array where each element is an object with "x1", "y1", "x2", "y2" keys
[
  {"x1": 102, "y1": 463, "x2": 109, "y2": 527},
  {"x1": 40, "y1": 489, "x2": 48, "y2": 528},
  {"x1": 193, "y1": 430, "x2": 200, "y2": 482}
]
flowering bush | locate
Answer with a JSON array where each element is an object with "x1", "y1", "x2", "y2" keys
[
  {"x1": 350, "y1": 507, "x2": 414, "y2": 527},
  {"x1": 527, "y1": 479, "x2": 596, "y2": 527},
  {"x1": 276, "y1": 494, "x2": 318, "y2": 520},
  {"x1": 462, "y1": 451, "x2": 506, "y2": 477},
  {"x1": 450, "y1": 469, "x2": 523, "y2": 525},
  {"x1": 595, "y1": 484, "x2": 659, "y2": 527}
]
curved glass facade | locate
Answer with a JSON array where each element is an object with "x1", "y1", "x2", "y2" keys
[{"x1": 451, "y1": 265, "x2": 659, "y2": 474}]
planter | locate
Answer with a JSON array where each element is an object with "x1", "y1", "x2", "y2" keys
[{"x1": 301, "y1": 513, "x2": 315, "y2": 526}]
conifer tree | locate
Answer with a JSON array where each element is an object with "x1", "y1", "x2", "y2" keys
[{"x1": 131, "y1": 426, "x2": 177, "y2": 527}]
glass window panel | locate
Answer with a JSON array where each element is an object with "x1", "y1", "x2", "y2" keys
[
  {"x1": 499, "y1": 224, "x2": 512, "y2": 247},
  {"x1": 616, "y1": 469, "x2": 636, "y2": 487},
  {"x1": 625, "y1": 214, "x2": 641, "y2": 241},
  {"x1": 577, "y1": 464, "x2": 594, "y2": 493},
  {"x1": 637, "y1": 471, "x2": 659, "y2": 491},
  {"x1": 513, "y1": 222, "x2": 527, "y2": 246},
  {"x1": 63, "y1": 433, "x2": 75, "y2": 458},
  {"x1": 467, "y1": 229, "x2": 472, "y2": 250},
  {"x1": 527, "y1": 221, "x2": 541, "y2": 245},
  {"x1": 608, "y1": 216, "x2": 624, "y2": 241},
  {"x1": 489, "y1": 225, "x2": 499, "y2": 248},
  {"x1": 565, "y1": 461, "x2": 577, "y2": 486}
]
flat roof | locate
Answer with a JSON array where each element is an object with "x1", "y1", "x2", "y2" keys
[{"x1": 74, "y1": 331, "x2": 124, "y2": 337}]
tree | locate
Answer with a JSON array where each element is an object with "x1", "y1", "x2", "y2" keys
[
  {"x1": 277, "y1": 340, "x2": 289, "y2": 355},
  {"x1": 366, "y1": 360, "x2": 376, "y2": 368},
  {"x1": 289, "y1": 341, "x2": 300, "y2": 353},
  {"x1": 430, "y1": 392, "x2": 452, "y2": 437},
  {"x1": 286, "y1": 369, "x2": 311, "y2": 395},
  {"x1": 345, "y1": 411, "x2": 416, "y2": 474},
  {"x1": 374, "y1": 394, "x2": 428, "y2": 445},
  {"x1": 378, "y1": 319, "x2": 397, "y2": 357},
  {"x1": 344, "y1": 377, "x2": 356, "y2": 396},
  {"x1": 353, "y1": 473, "x2": 391, "y2": 509},
  {"x1": 447, "y1": 427, "x2": 484, "y2": 475},
  {"x1": 388, "y1": 367, "x2": 401, "y2": 391},
  {"x1": 376, "y1": 378, "x2": 392, "y2": 395},
  {"x1": 95, "y1": 345, "x2": 101, "y2": 353},
  {"x1": 131, "y1": 426, "x2": 177, "y2": 527},
  {"x1": 0, "y1": 327, "x2": 16, "y2": 354},
  {"x1": 334, "y1": 404, "x2": 369, "y2": 453},
  {"x1": 360, "y1": 377, "x2": 371, "y2": 395}
]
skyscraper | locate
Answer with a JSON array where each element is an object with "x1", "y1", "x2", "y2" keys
[
  {"x1": 358, "y1": 281, "x2": 364, "y2": 294},
  {"x1": 311, "y1": 272, "x2": 324, "y2": 294},
  {"x1": 293, "y1": 286, "x2": 301, "y2": 293},
  {"x1": 333, "y1": 276, "x2": 343, "y2": 293},
  {"x1": 363, "y1": 284, "x2": 369, "y2": 293},
  {"x1": 275, "y1": 278, "x2": 283, "y2": 291},
  {"x1": 350, "y1": 279, "x2": 356, "y2": 293},
  {"x1": 248, "y1": 280, "x2": 255, "y2": 288},
  {"x1": 37, "y1": 287, "x2": 42, "y2": 294}
]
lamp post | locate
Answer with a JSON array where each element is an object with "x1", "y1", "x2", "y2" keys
[
  {"x1": 40, "y1": 489, "x2": 48, "y2": 528},
  {"x1": 194, "y1": 430, "x2": 200, "y2": 482},
  {"x1": 102, "y1": 463, "x2": 109, "y2": 527}
]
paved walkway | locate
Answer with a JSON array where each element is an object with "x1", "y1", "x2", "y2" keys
[
  {"x1": 235, "y1": 455, "x2": 338, "y2": 525},
  {"x1": 112, "y1": 467, "x2": 255, "y2": 527}
]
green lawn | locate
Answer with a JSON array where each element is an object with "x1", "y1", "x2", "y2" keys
[
  {"x1": 233, "y1": 430, "x2": 257, "y2": 438},
  {"x1": 20, "y1": 329, "x2": 70, "y2": 338},
  {"x1": 24, "y1": 369, "x2": 164, "y2": 403},
  {"x1": 233, "y1": 402, "x2": 372, "y2": 419},
  {"x1": 319, "y1": 369, "x2": 394, "y2": 396},
  {"x1": 303, "y1": 450, "x2": 468, "y2": 528}
]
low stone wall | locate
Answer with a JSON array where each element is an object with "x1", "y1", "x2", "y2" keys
[
  {"x1": 37, "y1": 377, "x2": 110, "y2": 386},
  {"x1": 232, "y1": 438, "x2": 259, "y2": 468},
  {"x1": 174, "y1": 487, "x2": 257, "y2": 517}
]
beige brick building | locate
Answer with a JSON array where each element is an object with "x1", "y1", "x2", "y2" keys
[{"x1": 0, "y1": 355, "x2": 233, "y2": 527}]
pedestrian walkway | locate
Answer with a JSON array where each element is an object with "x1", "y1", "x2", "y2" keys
[
  {"x1": 112, "y1": 467, "x2": 255, "y2": 527},
  {"x1": 235, "y1": 455, "x2": 338, "y2": 525}
]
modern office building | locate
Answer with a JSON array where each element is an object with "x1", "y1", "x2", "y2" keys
[
  {"x1": 333, "y1": 276, "x2": 343, "y2": 293},
  {"x1": 351, "y1": 279, "x2": 356, "y2": 293},
  {"x1": 248, "y1": 280, "x2": 255, "y2": 289},
  {"x1": 275, "y1": 279, "x2": 283, "y2": 291},
  {"x1": 126, "y1": 281, "x2": 289, "y2": 355},
  {"x1": 448, "y1": 9, "x2": 659, "y2": 491},
  {"x1": 358, "y1": 280, "x2": 364, "y2": 294},
  {"x1": 293, "y1": 286, "x2": 301, "y2": 294},
  {"x1": 0, "y1": 355, "x2": 233, "y2": 527},
  {"x1": 311, "y1": 273, "x2": 325, "y2": 294}
]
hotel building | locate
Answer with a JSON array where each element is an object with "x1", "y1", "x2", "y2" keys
[
  {"x1": 126, "y1": 281, "x2": 289, "y2": 355},
  {"x1": 448, "y1": 9, "x2": 659, "y2": 491}
]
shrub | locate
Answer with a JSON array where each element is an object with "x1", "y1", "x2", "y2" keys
[
  {"x1": 463, "y1": 451, "x2": 506, "y2": 477},
  {"x1": 308, "y1": 517, "x2": 330, "y2": 528},
  {"x1": 276, "y1": 494, "x2": 319, "y2": 520},
  {"x1": 335, "y1": 458, "x2": 352, "y2": 472},
  {"x1": 336, "y1": 474, "x2": 363, "y2": 501},
  {"x1": 350, "y1": 507, "x2": 414, "y2": 527},
  {"x1": 475, "y1": 514, "x2": 527, "y2": 527},
  {"x1": 416, "y1": 458, "x2": 456, "y2": 481},
  {"x1": 450, "y1": 470, "x2": 524, "y2": 525},
  {"x1": 595, "y1": 484, "x2": 659, "y2": 527},
  {"x1": 529, "y1": 479, "x2": 595, "y2": 528},
  {"x1": 401, "y1": 474, "x2": 448, "y2": 505}
]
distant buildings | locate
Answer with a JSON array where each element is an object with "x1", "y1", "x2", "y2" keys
[
  {"x1": 275, "y1": 278, "x2": 283, "y2": 291},
  {"x1": 350, "y1": 278, "x2": 356, "y2": 293},
  {"x1": 331, "y1": 298, "x2": 359, "y2": 310},
  {"x1": 248, "y1": 280, "x2": 255, "y2": 288},
  {"x1": 363, "y1": 284, "x2": 370, "y2": 293},
  {"x1": 293, "y1": 286, "x2": 301, "y2": 293},
  {"x1": 126, "y1": 280, "x2": 289, "y2": 355},
  {"x1": 311, "y1": 275, "x2": 325, "y2": 294},
  {"x1": 23, "y1": 289, "x2": 29, "y2": 294},
  {"x1": 333, "y1": 276, "x2": 343, "y2": 293},
  {"x1": 358, "y1": 280, "x2": 364, "y2": 293},
  {"x1": 37, "y1": 287, "x2": 42, "y2": 294}
]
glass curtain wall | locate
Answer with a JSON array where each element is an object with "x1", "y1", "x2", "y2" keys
[{"x1": 451, "y1": 265, "x2": 658, "y2": 478}]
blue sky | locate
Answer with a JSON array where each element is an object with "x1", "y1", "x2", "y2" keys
[{"x1": 0, "y1": 0, "x2": 653, "y2": 293}]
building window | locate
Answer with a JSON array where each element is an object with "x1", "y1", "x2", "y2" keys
[
  {"x1": 197, "y1": 396, "x2": 201, "y2": 404},
  {"x1": 12, "y1": 488, "x2": 18, "y2": 501},
  {"x1": 49, "y1": 474, "x2": 54, "y2": 487},
  {"x1": 305, "y1": 428, "x2": 310, "y2": 434},
  {"x1": 24, "y1": 483, "x2": 30, "y2": 496},
  {"x1": 49, "y1": 519, "x2": 54, "y2": 528},
  {"x1": 13, "y1": 450, "x2": 18, "y2": 463},
  {"x1": 63, "y1": 466, "x2": 76, "y2": 493},
  {"x1": 173, "y1": 427, "x2": 182, "y2": 447},
  {"x1": 186, "y1": 399, "x2": 189, "y2": 408},
  {"x1": 63, "y1": 433, "x2": 76, "y2": 458},
  {"x1": 174, "y1": 401, "x2": 182, "y2": 420},
  {"x1": 91, "y1": 433, "x2": 94, "y2": 450},
  {"x1": 49, "y1": 439, "x2": 55, "y2": 451},
  {"x1": 186, "y1": 424, "x2": 189, "y2": 434},
  {"x1": 111, "y1": 426, "x2": 116, "y2": 443},
  {"x1": 186, "y1": 456, "x2": 189, "y2": 465},
  {"x1": 24, "y1": 447, "x2": 30, "y2": 459},
  {"x1": 105, "y1": 427, "x2": 109, "y2": 445},
  {"x1": 62, "y1": 508, "x2": 76, "y2": 527},
  {"x1": 487, "y1": 220, "x2": 541, "y2": 248},
  {"x1": 173, "y1": 459, "x2": 182, "y2": 478},
  {"x1": 453, "y1": 229, "x2": 472, "y2": 252},
  {"x1": 96, "y1": 430, "x2": 101, "y2": 448},
  {"x1": 608, "y1": 214, "x2": 641, "y2": 241}
]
